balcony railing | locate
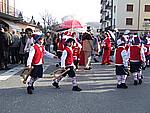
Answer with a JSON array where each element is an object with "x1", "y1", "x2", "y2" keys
[
  {"x1": 100, "y1": 19, "x2": 103, "y2": 23},
  {"x1": 105, "y1": 2, "x2": 112, "y2": 9},
  {"x1": 101, "y1": 0, "x2": 107, "y2": 4},
  {"x1": 100, "y1": 19, "x2": 106, "y2": 23},
  {"x1": 105, "y1": 14, "x2": 112, "y2": 20},
  {"x1": 100, "y1": 9, "x2": 107, "y2": 14}
]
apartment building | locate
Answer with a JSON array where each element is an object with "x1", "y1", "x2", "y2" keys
[
  {"x1": 0, "y1": 0, "x2": 15, "y2": 16},
  {"x1": 0, "y1": 0, "x2": 41, "y2": 31},
  {"x1": 100, "y1": 0, "x2": 150, "y2": 33}
]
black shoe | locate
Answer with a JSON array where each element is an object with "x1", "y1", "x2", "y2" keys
[
  {"x1": 94, "y1": 58, "x2": 99, "y2": 62},
  {"x1": 139, "y1": 79, "x2": 142, "y2": 84},
  {"x1": 4, "y1": 67, "x2": 11, "y2": 70},
  {"x1": 31, "y1": 85, "x2": 34, "y2": 90},
  {"x1": 52, "y1": 82, "x2": 60, "y2": 89},
  {"x1": 27, "y1": 86, "x2": 33, "y2": 94},
  {"x1": 117, "y1": 84, "x2": 122, "y2": 88},
  {"x1": 141, "y1": 75, "x2": 144, "y2": 79},
  {"x1": 134, "y1": 80, "x2": 138, "y2": 85},
  {"x1": 121, "y1": 83, "x2": 128, "y2": 89},
  {"x1": 0, "y1": 68, "x2": 4, "y2": 70},
  {"x1": 84, "y1": 67, "x2": 92, "y2": 70},
  {"x1": 72, "y1": 86, "x2": 82, "y2": 91},
  {"x1": 56, "y1": 64, "x2": 59, "y2": 67}
]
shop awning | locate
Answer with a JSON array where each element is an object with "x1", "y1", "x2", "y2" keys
[{"x1": 0, "y1": 19, "x2": 21, "y2": 31}]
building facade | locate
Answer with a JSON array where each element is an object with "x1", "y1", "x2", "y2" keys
[
  {"x1": 0, "y1": 0, "x2": 15, "y2": 16},
  {"x1": 0, "y1": 0, "x2": 41, "y2": 32},
  {"x1": 100, "y1": 0, "x2": 150, "y2": 33}
]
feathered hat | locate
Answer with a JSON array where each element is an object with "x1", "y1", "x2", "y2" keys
[
  {"x1": 32, "y1": 32, "x2": 44, "y2": 42},
  {"x1": 132, "y1": 35, "x2": 141, "y2": 45}
]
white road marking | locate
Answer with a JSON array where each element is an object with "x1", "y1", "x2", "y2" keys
[
  {"x1": 43, "y1": 64, "x2": 50, "y2": 72},
  {"x1": 0, "y1": 64, "x2": 51, "y2": 81},
  {"x1": 0, "y1": 65, "x2": 24, "y2": 81}
]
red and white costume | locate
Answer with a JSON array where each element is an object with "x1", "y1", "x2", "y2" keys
[
  {"x1": 128, "y1": 36, "x2": 146, "y2": 84},
  {"x1": 27, "y1": 44, "x2": 55, "y2": 66},
  {"x1": 115, "y1": 38, "x2": 129, "y2": 88},
  {"x1": 61, "y1": 46, "x2": 74, "y2": 68},
  {"x1": 101, "y1": 35, "x2": 111, "y2": 64}
]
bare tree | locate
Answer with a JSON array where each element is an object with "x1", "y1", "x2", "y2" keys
[{"x1": 40, "y1": 9, "x2": 58, "y2": 32}]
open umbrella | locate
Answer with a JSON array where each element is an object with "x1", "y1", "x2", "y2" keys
[{"x1": 60, "y1": 20, "x2": 83, "y2": 29}]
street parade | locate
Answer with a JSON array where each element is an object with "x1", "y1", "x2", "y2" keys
[{"x1": 0, "y1": 0, "x2": 150, "y2": 113}]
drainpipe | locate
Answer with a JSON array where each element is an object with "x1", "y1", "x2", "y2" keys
[
  {"x1": 111, "y1": 0, "x2": 113, "y2": 30},
  {"x1": 137, "y1": 0, "x2": 141, "y2": 31}
]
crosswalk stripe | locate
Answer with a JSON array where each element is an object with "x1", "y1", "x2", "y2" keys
[
  {"x1": 0, "y1": 65, "x2": 24, "y2": 81},
  {"x1": 43, "y1": 64, "x2": 50, "y2": 72},
  {"x1": 0, "y1": 64, "x2": 52, "y2": 81},
  {"x1": 0, "y1": 63, "x2": 116, "y2": 84}
]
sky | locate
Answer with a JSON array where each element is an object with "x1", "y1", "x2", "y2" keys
[{"x1": 15, "y1": 0, "x2": 100, "y2": 24}]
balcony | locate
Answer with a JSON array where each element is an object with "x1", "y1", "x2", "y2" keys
[
  {"x1": 101, "y1": 0, "x2": 107, "y2": 4},
  {"x1": 100, "y1": 9, "x2": 107, "y2": 14},
  {"x1": 105, "y1": 14, "x2": 112, "y2": 20},
  {"x1": 105, "y1": 2, "x2": 112, "y2": 9},
  {"x1": 100, "y1": 19, "x2": 106, "y2": 23},
  {"x1": 100, "y1": 19, "x2": 103, "y2": 23},
  {"x1": 105, "y1": 26, "x2": 112, "y2": 31},
  {"x1": 0, "y1": 2, "x2": 22, "y2": 21}
]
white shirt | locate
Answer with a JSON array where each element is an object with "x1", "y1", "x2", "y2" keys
[
  {"x1": 24, "y1": 37, "x2": 34, "y2": 52},
  {"x1": 61, "y1": 46, "x2": 74, "y2": 68},
  {"x1": 27, "y1": 44, "x2": 55, "y2": 66}
]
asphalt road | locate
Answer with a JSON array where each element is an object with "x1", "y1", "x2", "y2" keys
[{"x1": 0, "y1": 58, "x2": 150, "y2": 113}]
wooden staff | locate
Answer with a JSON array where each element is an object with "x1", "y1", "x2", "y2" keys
[
  {"x1": 52, "y1": 68, "x2": 70, "y2": 80},
  {"x1": 20, "y1": 67, "x2": 33, "y2": 84}
]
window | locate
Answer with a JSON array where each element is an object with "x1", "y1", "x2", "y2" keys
[
  {"x1": 145, "y1": 5, "x2": 150, "y2": 12},
  {"x1": 126, "y1": 18, "x2": 133, "y2": 25},
  {"x1": 127, "y1": 4, "x2": 133, "y2": 12},
  {"x1": 144, "y1": 19, "x2": 150, "y2": 25}
]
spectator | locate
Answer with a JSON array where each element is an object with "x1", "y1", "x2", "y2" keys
[
  {"x1": 3, "y1": 27, "x2": 11, "y2": 69},
  {"x1": 45, "y1": 32, "x2": 52, "y2": 52},
  {"x1": 101, "y1": 32, "x2": 111, "y2": 65},
  {"x1": 82, "y1": 31, "x2": 93, "y2": 70},
  {"x1": 24, "y1": 28, "x2": 34, "y2": 66},
  {"x1": 19, "y1": 30, "x2": 26, "y2": 64},
  {"x1": 11, "y1": 30, "x2": 20, "y2": 64}
]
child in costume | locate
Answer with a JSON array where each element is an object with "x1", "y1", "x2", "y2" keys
[
  {"x1": 26, "y1": 33, "x2": 57, "y2": 94},
  {"x1": 115, "y1": 36, "x2": 129, "y2": 89},
  {"x1": 52, "y1": 38, "x2": 82, "y2": 91},
  {"x1": 129, "y1": 35, "x2": 146, "y2": 85}
]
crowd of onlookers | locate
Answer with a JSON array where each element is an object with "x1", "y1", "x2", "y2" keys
[
  {"x1": 0, "y1": 27, "x2": 56, "y2": 70},
  {"x1": 0, "y1": 26, "x2": 102, "y2": 70},
  {"x1": 0, "y1": 27, "x2": 21, "y2": 70},
  {"x1": 0, "y1": 26, "x2": 150, "y2": 71}
]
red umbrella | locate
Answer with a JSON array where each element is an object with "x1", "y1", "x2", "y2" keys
[{"x1": 60, "y1": 20, "x2": 83, "y2": 29}]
